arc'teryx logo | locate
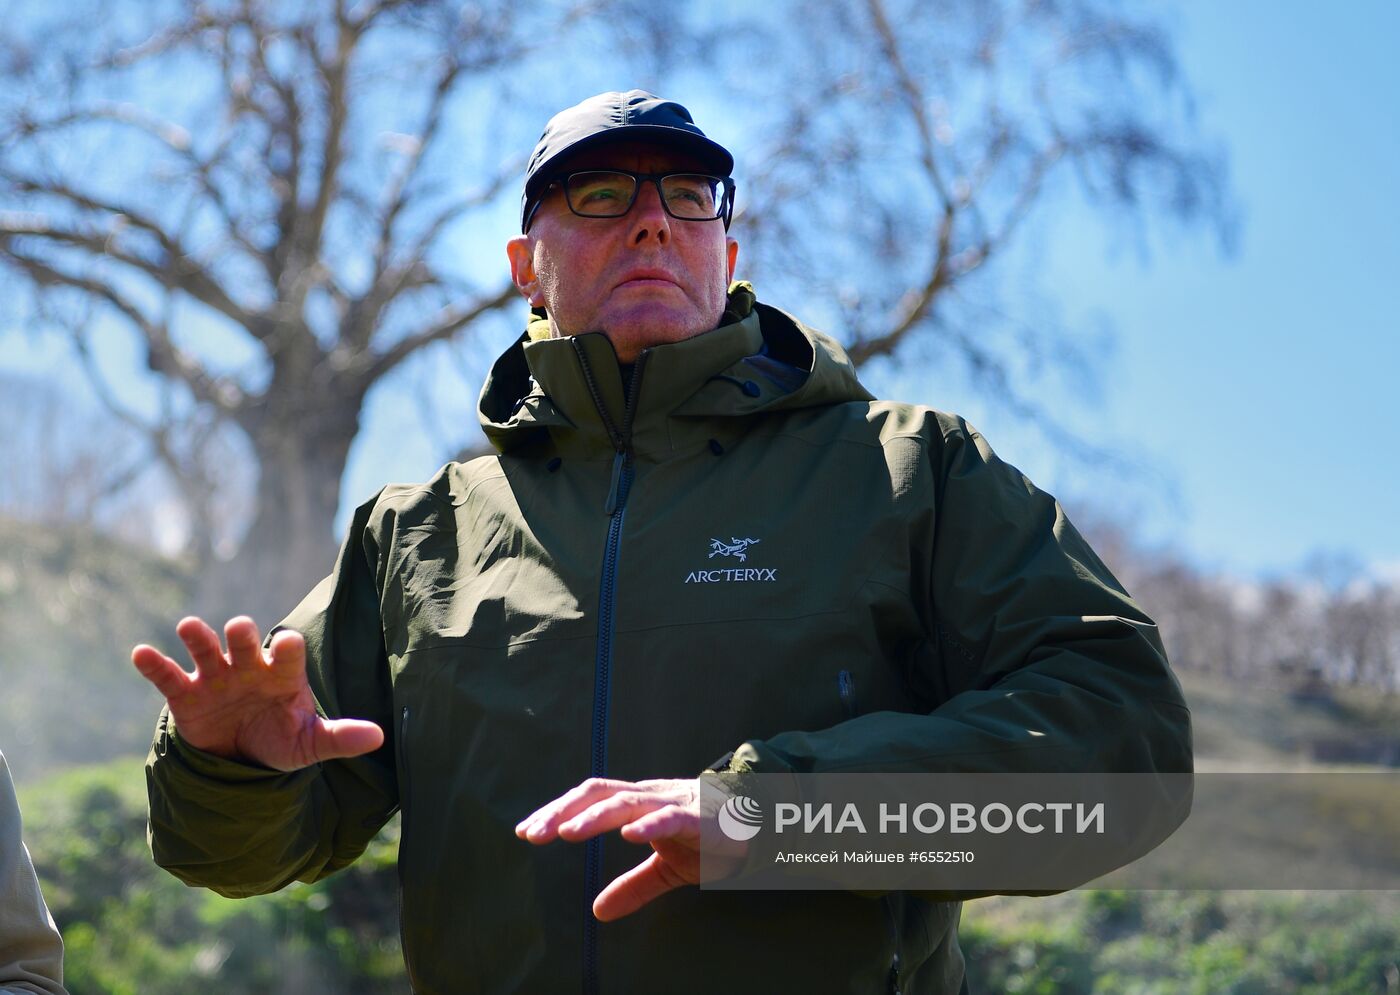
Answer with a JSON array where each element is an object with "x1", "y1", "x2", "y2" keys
[
  {"x1": 686, "y1": 537, "x2": 777, "y2": 584},
  {"x1": 709, "y1": 537, "x2": 760, "y2": 561}
]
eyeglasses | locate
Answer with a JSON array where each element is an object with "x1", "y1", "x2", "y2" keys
[{"x1": 524, "y1": 170, "x2": 736, "y2": 231}]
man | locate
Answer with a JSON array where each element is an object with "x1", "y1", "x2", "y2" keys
[
  {"x1": 136, "y1": 91, "x2": 1192, "y2": 993},
  {"x1": 1, "y1": 751, "x2": 68, "y2": 995}
]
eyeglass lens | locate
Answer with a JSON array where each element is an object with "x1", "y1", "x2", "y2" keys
[{"x1": 564, "y1": 171, "x2": 724, "y2": 220}]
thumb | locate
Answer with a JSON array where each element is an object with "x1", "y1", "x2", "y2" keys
[
  {"x1": 311, "y1": 718, "x2": 385, "y2": 762},
  {"x1": 593, "y1": 851, "x2": 684, "y2": 922}
]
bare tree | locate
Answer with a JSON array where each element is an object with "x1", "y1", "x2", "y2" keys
[
  {"x1": 0, "y1": 373, "x2": 152, "y2": 538},
  {"x1": 0, "y1": 0, "x2": 663, "y2": 619},
  {"x1": 1079, "y1": 512, "x2": 1400, "y2": 694},
  {"x1": 728, "y1": 0, "x2": 1234, "y2": 454},
  {"x1": 1, "y1": 0, "x2": 1233, "y2": 622}
]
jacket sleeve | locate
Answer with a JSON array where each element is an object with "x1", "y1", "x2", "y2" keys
[
  {"x1": 726, "y1": 415, "x2": 1193, "y2": 778},
  {"x1": 0, "y1": 753, "x2": 68, "y2": 995},
  {"x1": 145, "y1": 494, "x2": 399, "y2": 898}
]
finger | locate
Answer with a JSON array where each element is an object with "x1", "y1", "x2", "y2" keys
[
  {"x1": 593, "y1": 851, "x2": 686, "y2": 922},
  {"x1": 619, "y1": 804, "x2": 697, "y2": 845},
  {"x1": 131, "y1": 644, "x2": 194, "y2": 701},
  {"x1": 309, "y1": 718, "x2": 385, "y2": 764},
  {"x1": 529, "y1": 782, "x2": 649, "y2": 842},
  {"x1": 266, "y1": 629, "x2": 307, "y2": 675},
  {"x1": 176, "y1": 616, "x2": 228, "y2": 680},
  {"x1": 557, "y1": 791, "x2": 665, "y2": 842},
  {"x1": 515, "y1": 778, "x2": 634, "y2": 841},
  {"x1": 514, "y1": 778, "x2": 615, "y2": 839},
  {"x1": 224, "y1": 615, "x2": 264, "y2": 670}
]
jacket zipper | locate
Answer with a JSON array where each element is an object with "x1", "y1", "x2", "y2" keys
[
  {"x1": 838, "y1": 670, "x2": 903, "y2": 994},
  {"x1": 397, "y1": 704, "x2": 422, "y2": 993},
  {"x1": 573, "y1": 343, "x2": 649, "y2": 995}
]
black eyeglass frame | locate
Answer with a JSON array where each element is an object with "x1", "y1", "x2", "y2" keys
[{"x1": 523, "y1": 169, "x2": 736, "y2": 232}]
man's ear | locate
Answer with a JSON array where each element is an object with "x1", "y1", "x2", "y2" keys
[
  {"x1": 725, "y1": 238, "x2": 739, "y2": 281},
  {"x1": 506, "y1": 236, "x2": 545, "y2": 307}
]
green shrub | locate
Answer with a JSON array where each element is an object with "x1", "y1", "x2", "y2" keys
[{"x1": 18, "y1": 759, "x2": 406, "y2": 994}]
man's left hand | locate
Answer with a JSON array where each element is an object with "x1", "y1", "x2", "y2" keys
[{"x1": 515, "y1": 777, "x2": 714, "y2": 921}]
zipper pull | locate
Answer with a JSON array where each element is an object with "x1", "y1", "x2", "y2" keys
[
  {"x1": 838, "y1": 669, "x2": 857, "y2": 718},
  {"x1": 604, "y1": 450, "x2": 625, "y2": 516}
]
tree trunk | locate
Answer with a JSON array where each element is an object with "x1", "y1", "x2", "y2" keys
[{"x1": 196, "y1": 409, "x2": 359, "y2": 632}]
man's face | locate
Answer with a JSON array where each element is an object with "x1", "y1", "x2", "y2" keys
[{"x1": 506, "y1": 141, "x2": 739, "y2": 363}]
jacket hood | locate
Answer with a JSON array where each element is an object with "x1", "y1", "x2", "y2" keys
[{"x1": 478, "y1": 283, "x2": 875, "y2": 458}]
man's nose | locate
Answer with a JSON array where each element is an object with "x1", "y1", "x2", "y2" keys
[{"x1": 628, "y1": 180, "x2": 671, "y2": 246}]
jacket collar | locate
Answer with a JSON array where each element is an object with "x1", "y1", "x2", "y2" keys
[
  {"x1": 478, "y1": 291, "x2": 872, "y2": 460},
  {"x1": 509, "y1": 311, "x2": 764, "y2": 459}
]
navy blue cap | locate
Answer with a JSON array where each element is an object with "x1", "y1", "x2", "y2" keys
[{"x1": 520, "y1": 90, "x2": 734, "y2": 231}]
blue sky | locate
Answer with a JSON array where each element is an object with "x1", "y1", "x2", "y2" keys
[
  {"x1": 1052, "y1": 1, "x2": 1400, "y2": 578},
  {"x1": 874, "y1": 0, "x2": 1400, "y2": 581},
  {"x1": 4, "y1": 2, "x2": 1397, "y2": 582}
]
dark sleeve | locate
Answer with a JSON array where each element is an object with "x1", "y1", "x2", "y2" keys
[
  {"x1": 726, "y1": 418, "x2": 1193, "y2": 777},
  {"x1": 145, "y1": 494, "x2": 399, "y2": 898}
]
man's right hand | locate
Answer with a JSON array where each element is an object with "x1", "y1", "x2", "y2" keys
[{"x1": 131, "y1": 615, "x2": 384, "y2": 772}]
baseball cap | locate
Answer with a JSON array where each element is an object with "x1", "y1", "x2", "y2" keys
[{"x1": 520, "y1": 89, "x2": 734, "y2": 232}]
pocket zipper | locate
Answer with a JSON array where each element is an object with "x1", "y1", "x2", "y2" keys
[{"x1": 838, "y1": 668, "x2": 857, "y2": 718}]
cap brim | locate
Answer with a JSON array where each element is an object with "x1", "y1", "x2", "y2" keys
[{"x1": 521, "y1": 126, "x2": 734, "y2": 227}]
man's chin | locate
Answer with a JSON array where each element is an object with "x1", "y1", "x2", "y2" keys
[{"x1": 598, "y1": 306, "x2": 715, "y2": 361}]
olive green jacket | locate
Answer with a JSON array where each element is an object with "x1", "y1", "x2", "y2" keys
[{"x1": 146, "y1": 296, "x2": 1192, "y2": 994}]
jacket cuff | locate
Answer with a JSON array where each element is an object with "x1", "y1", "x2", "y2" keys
[
  {"x1": 148, "y1": 708, "x2": 316, "y2": 813},
  {"x1": 153, "y1": 709, "x2": 284, "y2": 780},
  {"x1": 700, "y1": 742, "x2": 803, "y2": 884}
]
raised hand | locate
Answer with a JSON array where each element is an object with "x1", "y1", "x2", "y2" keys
[
  {"x1": 131, "y1": 615, "x2": 383, "y2": 772},
  {"x1": 516, "y1": 776, "x2": 746, "y2": 921}
]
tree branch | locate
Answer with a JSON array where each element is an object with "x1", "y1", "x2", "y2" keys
[
  {"x1": 0, "y1": 241, "x2": 244, "y2": 415},
  {"x1": 359, "y1": 282, "x2": 517, "y2": 383},
  {"x1": 11, "y1": 106, "x2": 271, "y2": 268},
  {"x1": 66, "y1": 323, "x2": 222, "y2": 568},
  {"x1": 845, "y1": 203, "x2": 956, "y2": 366},
  {"x1": 347, "y1": 161, "x2": 518, "y2": 349},
  {"x1": 863, "y1": 0, "x2": 954, "y2": 211},
  {"x1": 369, "y1": 54, "x2": 463, "y2": 293},
  {"x1": 302, "y1": 14, "x2": 354, "y2": 274},
  {"x1": 2, "y1": 175, "x2": 265, "y2": 333}
]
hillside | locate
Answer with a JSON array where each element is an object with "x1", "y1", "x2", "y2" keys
[
  {"x1": 0, "y1": 515, "x2": 194, "y2": 779},
  {"x1": 1180, "y1": 667, "x2": 1400, "y2": 771}
]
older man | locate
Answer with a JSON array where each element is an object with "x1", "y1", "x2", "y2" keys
[{"x1": 136, "y1": 91, "x2": 1191, "y2": 994}]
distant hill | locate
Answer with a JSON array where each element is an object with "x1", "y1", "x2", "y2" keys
[
  {"x1": 1179, "y1": 668, "x2": 1400, "y2": 770},
  {"x1": 0, "y1": 515, "x2": 192, "y2": 780}
]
